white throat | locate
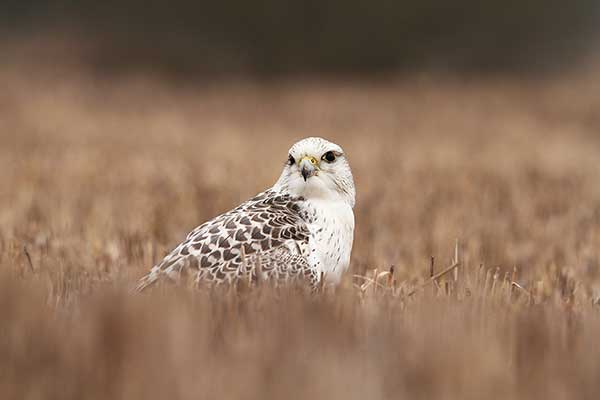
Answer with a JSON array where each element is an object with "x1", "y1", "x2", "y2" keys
[
  {"x1": 273, "y1": 176, "x2": 354, "y2": 206},
  {"x1": 302, "y1": 197, "x2": 355, "y2": 285}
]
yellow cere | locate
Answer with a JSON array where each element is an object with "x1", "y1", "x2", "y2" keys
[{"x1": 299, "y1": 155, "x2": 319, "y2": 167}]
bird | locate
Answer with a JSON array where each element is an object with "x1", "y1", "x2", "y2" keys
[{"x1": 136, "y1": 137, "x2": 355, "y2": 291}]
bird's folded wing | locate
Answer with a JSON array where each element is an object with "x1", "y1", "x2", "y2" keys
[{"x1": 136, "y1": 190, "x2": 317, "y2": 291}]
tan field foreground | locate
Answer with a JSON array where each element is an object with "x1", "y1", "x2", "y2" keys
[{"x1": 2, "y1": 63, "x2": 600, "y2": 399}]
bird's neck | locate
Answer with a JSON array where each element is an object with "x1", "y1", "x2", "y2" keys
[{"x1": 272, "y1": 183, "x2": 355, "y2": 208}]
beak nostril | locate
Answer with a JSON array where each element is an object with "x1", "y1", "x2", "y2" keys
[{"x1": 298, "y1": 156, "x2": 318, "y2": 182}]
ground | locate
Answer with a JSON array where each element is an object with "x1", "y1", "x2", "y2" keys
[{"x1": 2, "y1": 62, "x2": 600, "y2": 399}]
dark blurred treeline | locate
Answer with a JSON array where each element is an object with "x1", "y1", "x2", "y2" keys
[{"x1": 2, "y1": 0, "x2": 599, "y2": 77}]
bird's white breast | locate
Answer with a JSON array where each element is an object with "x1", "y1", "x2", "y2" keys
[{"x1": 303, "y1": 198, "x2": 355, "y2": 284}]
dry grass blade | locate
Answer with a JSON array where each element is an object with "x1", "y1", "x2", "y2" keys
[
  {"x1": 407, "y1": 261, "x2": 461, "y2": 297},
  {"x1": 22, "y1": 245, "x2": 35, "y2": 273},
  {"x1": 430, "y1": 256, "x2": 435, "y2": 278},
  {"x1": 511, "y1": 281, "x2": 532, "y2": 298},
  {"x1": 387, "y1": 265, "x2": 395, "y2": 288}
]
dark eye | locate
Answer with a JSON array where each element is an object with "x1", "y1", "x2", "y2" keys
[
  {"x1": 322, "y1": 151, "x2": 336, "y2": 163},
  {"x1": 288, "y1": 154, "x2": 295, "y2": 165}
]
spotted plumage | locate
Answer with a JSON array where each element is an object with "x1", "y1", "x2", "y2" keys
[{"x1": 137, "y1": 137, "x2": 355, "y2": 291}]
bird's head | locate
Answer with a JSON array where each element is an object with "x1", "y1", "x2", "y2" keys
[{"x1": 274, "y1": 137, "x2": 355, "y2": 207}]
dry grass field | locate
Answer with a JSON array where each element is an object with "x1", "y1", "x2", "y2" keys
[{"x1": 2, "y1": 61, "x2": 600, "y2": 399}]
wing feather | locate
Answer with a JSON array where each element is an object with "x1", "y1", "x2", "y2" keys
[{"x1": 136, "y1": 190, "x2": 317, "y2": 291}]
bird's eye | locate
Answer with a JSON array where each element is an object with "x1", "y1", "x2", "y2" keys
[
  {"x1": 288, "y1": 154, "x2": 295, "y2": 165},
  {"x1": 322, "y1": 151, "x2": 336, "y2": 163}
]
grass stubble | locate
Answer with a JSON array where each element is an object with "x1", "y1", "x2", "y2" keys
[{"x1": 1, "y1": 61, "x2": 600, "y2": 399}]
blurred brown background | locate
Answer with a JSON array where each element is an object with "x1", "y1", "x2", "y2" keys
[
  {"x1": 3, "y1": 3, "x2": 600, "y2": 400},
  {"x1": 2, "y1": 0, "x2": 600, "y2": 77}
]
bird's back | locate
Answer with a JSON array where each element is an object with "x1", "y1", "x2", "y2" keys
[{"x1": 136, "y1": 190, "x2": 319, "y2": 291}]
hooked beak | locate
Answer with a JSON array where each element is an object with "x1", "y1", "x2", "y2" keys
[{"x1": 299, "y1": 156, "x2": 319, "y2": 181}]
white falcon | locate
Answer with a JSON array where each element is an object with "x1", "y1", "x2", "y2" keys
[{"x1": 137, "y1": 137, "x2": 355, "y2": 290}]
